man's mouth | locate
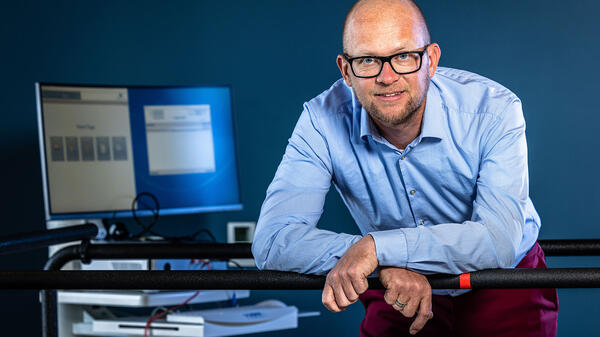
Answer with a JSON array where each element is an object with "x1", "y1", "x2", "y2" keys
[
  {"x1": 376, "y1": 91, "x2": 403, "y2": 97},
  {"x1": 374, "y1": 91, "x2": 405, "y2": 101}
]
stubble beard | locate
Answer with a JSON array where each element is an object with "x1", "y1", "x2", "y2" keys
[{"x1": 356, "y1": 80, "x2": 429, "y2": 128}]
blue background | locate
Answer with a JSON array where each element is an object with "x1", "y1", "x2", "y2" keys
[{"x1": 1, "y1": 0, "x2": 599, "y2": 336}]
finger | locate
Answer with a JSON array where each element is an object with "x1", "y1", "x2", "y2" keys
[
  {"x1": 383, "y1": 286, "x2": 400, "y2": 306},
  {"x1": 322, "y1": 283, "x2": 342, "y2": 312},
  {"x1": 409, "y1": 295, "x2": 433, "y2": 335},
  {"x1": 350, "y1": 274, "x2": 369, "y2": 296},
  {"x1": 399, "y1": 297, "x2": 419, "y2": 318},
  {"x1": 391, "y1": 296, "x2": 410, "y2": 313},
  {"x1": 332, "y1": 279, "x2": 352, "y2": 309},
  {"x1": 341, "y1": 277, "x2": 360, "y2": 304}
]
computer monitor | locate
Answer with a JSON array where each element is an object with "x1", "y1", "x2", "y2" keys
[{"x1": 36, "y1": 83, "x2": 242, "y2": 220}]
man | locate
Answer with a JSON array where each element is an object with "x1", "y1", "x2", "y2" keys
[{"x1": 252, "y1": 0, "x2": 559, "y2": 336}]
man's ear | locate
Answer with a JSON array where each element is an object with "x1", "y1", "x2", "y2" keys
[
  {"x1": 426, "y1": 43, "x2": 441, "y2": 78},
  {"x1": 337, "y1": 54, "x2": 353, "y2": 87}
]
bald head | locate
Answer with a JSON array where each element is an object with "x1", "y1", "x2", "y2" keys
[{"x1": 342, "y1": 0, "x2": 430, "y2": 54}]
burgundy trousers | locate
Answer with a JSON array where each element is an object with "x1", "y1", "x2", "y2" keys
[{"x1": 359, "y1": 243, "x2": 558, "y2": 337}]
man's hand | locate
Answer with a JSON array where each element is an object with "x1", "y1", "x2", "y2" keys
[
  {"x1": 322, "y1": 235, "x2": 378, "y2": 312},
  {"x1": 379, "y1": 267, "x2": 433, "y2": 335}
]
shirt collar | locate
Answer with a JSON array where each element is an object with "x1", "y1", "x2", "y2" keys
[
  {"x1": 359, "y1": 106, "x2": 379, "y2": 140},
  {"x1": 356, "y1": 81, "x2": 445, "y2": 142},
  {"x1": 419, "y1": 81, "x2": 445, "y2": 140}
]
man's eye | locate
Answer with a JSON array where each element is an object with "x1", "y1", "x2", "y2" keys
[
  {"x1": 395, "y1": 54, "x2": 409, "y2": 61},
  {"x1": 361, "y1": 58, "x2": 376, "y2": 65}
]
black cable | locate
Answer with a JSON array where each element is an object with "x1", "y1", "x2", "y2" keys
[
  {"x1": 132, "y1": 229, "x2": 217, "y2": 243},
  {"x1": 192, "y1": 228, "x2": 217, "y2": 242},
  {"x1": 167, "y1": 228, "x2": 218, "y2": 243},
  {"x1": 128, "y1": 192, "x2": 219, "y2": 244},
  {"x1": 130, "y1": 192, "x2": 160, "y2": 238}
]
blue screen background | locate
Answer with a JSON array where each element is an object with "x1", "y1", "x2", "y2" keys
[{"x1": 128, "y1": 86, "x2": 240, "y2": 213}]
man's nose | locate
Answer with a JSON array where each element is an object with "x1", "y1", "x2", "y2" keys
[{"x1": 376, "y1": 61, "x2": 400, "y2": 84}]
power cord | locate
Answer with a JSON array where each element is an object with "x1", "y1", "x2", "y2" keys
[
  {"x1": 130, "y1": 192, "x2": 160, "y2": 239},
  {"x1": 169, "y1": 228, "x2": 217, "y2": 243},
  {"x1": 122, "y1": 192, "x2": 219, "y2": 244}
]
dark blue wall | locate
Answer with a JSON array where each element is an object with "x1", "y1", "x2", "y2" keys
[{"x1": 1, "y1": 1, "x2": 599, "y2": 336}]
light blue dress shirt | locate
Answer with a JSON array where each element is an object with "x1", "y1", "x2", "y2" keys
[{"x1": 252, "y1": 67, "x2": 540, "y2": 295}]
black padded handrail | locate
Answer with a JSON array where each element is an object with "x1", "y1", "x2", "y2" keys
[
  {"x1": 35, "y1": 238, "x2": 600, "y2": 271},
  {"x1": 41, "y1": 238, "x2": 600, "y2": 272},
  {"x1": 14, "y1": 268, "x2": 600, "y2": 290},
  {"x1": 43, "y1": 242, "x2": 253, "y2": 270},
  {"x1": 0, "y1": 224, "x2": 97, "y2": 255},
  {"x1": 538, "y1": 239, "x2": 600, "y2": 256}
]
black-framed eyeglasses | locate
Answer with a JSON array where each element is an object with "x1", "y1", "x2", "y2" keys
[{"x1": 344, "y1": 44, "x2": 430, "y2": 78}]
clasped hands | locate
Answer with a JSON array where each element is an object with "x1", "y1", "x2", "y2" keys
[{"x1": 322, "y1": 235, "x2": 433, "y2": 335}]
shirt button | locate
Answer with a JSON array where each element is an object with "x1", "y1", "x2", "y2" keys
[
  {"x1": 401, "y1": 156, "x2": 406, "y2": 160},
  {"x1": 410, "y1": 189, "x2": 416, "y2": 195},
  {"x1": 419, "y1": 220, "x2": 425, "y2": 226}
]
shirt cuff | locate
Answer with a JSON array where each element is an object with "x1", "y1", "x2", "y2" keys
[{"x1": 368, "y1": 229, "x2": 409, "y2": 268}]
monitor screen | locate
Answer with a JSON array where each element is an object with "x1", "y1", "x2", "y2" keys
[{"x1": 36, "y1": 83, "x2": 242, "y2": 220}]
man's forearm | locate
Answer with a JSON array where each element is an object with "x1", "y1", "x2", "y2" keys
[
  {"x1": 252, "y1": 219, "x2": 362, "y2": 275},
  {"x1": 370, "y1": 220, "x2": 521, "y2": 275}
]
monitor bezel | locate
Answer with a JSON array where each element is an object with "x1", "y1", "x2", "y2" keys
[{"x1": 36, "y1": 82, "x2": 243, "y2": 221}]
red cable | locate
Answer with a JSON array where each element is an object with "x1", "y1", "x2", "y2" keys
[
  {"x1": 143, "y1": 290, "x2": 201, "y2": 337},
  {"x1": 143, "y1": 260, "x2": 211, "y2": 336}
]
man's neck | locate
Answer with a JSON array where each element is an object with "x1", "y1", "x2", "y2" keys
[{"x1": 370, "y1": 103, "x2": 425, "y2": 150}]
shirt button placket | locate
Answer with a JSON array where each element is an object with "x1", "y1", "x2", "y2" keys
[{"x1": 399, "y1": 154, "x2": 419, "y2": 227}]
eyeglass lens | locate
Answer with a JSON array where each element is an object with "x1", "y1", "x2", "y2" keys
[{"x1": 352, "y1": 53, "x2": 421, "y2": 77}]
